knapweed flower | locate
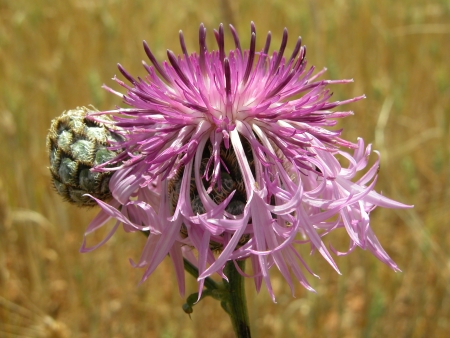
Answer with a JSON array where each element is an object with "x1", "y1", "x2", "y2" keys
[{"x1": 81, "y1": 22, "x2": 412, "y2": 300}]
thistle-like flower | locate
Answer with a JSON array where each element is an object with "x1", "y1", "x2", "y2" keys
[{"x1": 81, "y1": 23, "x2": 412, "y2": 300}]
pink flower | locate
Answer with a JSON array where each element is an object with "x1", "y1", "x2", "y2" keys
[{"x1": 81, "y1": 23, "x2": 412, "y2": 300}]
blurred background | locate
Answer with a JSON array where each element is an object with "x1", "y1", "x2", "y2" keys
[{"x1": 0, "y1": 0, "x2": 449, "y2": 337}]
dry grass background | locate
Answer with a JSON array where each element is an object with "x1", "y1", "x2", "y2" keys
[{"x1": 0, "y1": 0, "x2": 449, "y2": 337}]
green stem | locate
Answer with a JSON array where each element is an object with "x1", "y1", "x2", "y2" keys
[
  {"x1": 223, "y1": 260, "x2": 251, "y2": 338},
  {"x1": 142, "y1": 231, "x2": 251, "y2": 336},
  {"x1": 142, "y1": 231, "x2": 219, "y2": 291},
  {"x1": 182, "y1": 257, "x2": 219, "y2": 291}
]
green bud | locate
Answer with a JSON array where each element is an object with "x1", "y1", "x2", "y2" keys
[{"x1": 46, "y1": 107, "x2": 121, "y2": 207}]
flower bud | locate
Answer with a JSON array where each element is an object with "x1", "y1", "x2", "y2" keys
[{"x1": 46, "y1": 107, "x2": 120, "y2": 207}]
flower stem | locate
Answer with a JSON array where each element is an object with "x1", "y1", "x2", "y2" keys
[
  {"x1": 143, "y1": 232, "x2": 251, "y2": 336},
  {"x1": 142, "y1": 231, "x2": 219, "y2": 291},
  {"x1": 223, "y1": 260, "x2": 251, "y2": 338},
  {"x1": 183, "y1": 257, "x2": 219, "y2": 291}
]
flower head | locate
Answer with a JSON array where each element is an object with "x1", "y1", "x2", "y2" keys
[{"x1": 82, "y1": 22, "x2": 412, "y2": 300}]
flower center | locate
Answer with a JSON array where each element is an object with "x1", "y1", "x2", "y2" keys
[
  {"x1": 168, "y1": 137, "x2": 255, "y2": 251},
  {"x1": 168, "y1": 137, "x2": 255, "y2": 216}
]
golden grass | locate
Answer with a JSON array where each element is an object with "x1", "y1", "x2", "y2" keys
[{"x1": 0, "y1": 0, "x2": 449, "y2": 337}]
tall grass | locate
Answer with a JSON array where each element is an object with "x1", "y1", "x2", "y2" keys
[{"x1": 0, "y1": 0, "x2": 449, "y2": 337}]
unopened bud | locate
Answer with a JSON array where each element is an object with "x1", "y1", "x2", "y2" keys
[{"x1": 46, "y1": 107, "x2": 121, "y2": 207}]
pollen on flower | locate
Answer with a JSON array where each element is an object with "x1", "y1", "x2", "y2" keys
[{"x1": 77, "y1": 22, "x2": 413, "y2": 300}]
